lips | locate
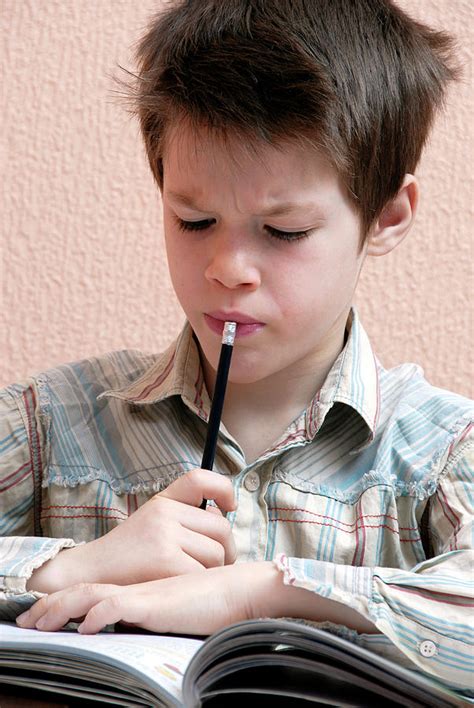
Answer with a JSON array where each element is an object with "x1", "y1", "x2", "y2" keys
[{"x1": 204, "y1": 311, "x2": 265, "y2": 338}]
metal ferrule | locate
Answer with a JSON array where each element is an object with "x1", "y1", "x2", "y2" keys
[{"x1": 222, "y1": 321, "x2": 237, "y2": 345}]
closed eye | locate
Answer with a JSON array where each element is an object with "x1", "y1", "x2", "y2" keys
[
  {"x1": 176, "y1": 218, "x2": 312, "y2": 242},
  {"x1": 264, "y1": 226, "x2": 313, "y2": 242},
  {"x1": 176, "y1": 218, "x2": 215, "y2": 232}
]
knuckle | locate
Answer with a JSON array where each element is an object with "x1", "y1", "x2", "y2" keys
[
  {"x1": 74, "y1": 582, "x2": 99, "y2": 596},
  {"x1": 216, "y1": 514, "x2": 232, "y2": 536},
  {"x1": 207, "y1": 542, "x2": 225, "y2": 567},
  {"x1": 71, "y1": 582, "x2": 90, "y2": 592},
  {"x1": 86, "y1": 593, "x2": 120, "y2": 621},
  {"x1": 158, "y1": 546, "x2": 173, "y2": 568},
  {"x1": 52, "y1": 595, "x2": 68, "y2": 614},
  {"x1": 31, "y1": 596, "x2": 49, "y2": 614},
  {"x1": 106, "y1": 594, "x2": 123, "y2": 612},
  {"x1": 215, "y1": 545, "x2": 226, "y2": 566},
  {"x1": 161, "y1": 471, "x2": 200, "y2": 498},
  {"x1": 227, "y1": 543, "x2": 237, "y2": 563},
  {"x1": 187, "y1": 468, "x2": 205, "y2": 487},
  {"x1": 156, "y1": 476, "x2": 184, "y2": 498},
  {"x1": 157, "y1": 543, "x2": 181, "y2": 574}
]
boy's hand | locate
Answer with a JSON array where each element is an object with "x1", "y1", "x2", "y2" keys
[
  {"x1": 27, "y1": 470, "x2": 237, "y2": 593},
  {"x1": 18, "y1": 563, "x2": 260, "y2": 636}
]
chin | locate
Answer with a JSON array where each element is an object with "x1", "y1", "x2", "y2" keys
[
  {"x1": 227, "y1": 361, "x2": 271, "y2": 386},
  {"x1": 228, "y1": 372, "x2": 262, "y2": 386}
]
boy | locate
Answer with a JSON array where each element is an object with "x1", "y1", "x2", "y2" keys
[{"x1": 2, "y1": 0, "x2": 472, "y2": 695}]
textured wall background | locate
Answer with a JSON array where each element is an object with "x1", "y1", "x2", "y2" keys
[{"x1": 1, "y1": 0, "x2": 472, "y2": 396}]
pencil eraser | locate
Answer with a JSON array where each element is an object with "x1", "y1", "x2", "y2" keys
[{"x1": 222, "y1": 321, "x2": 237, "y2": 345}]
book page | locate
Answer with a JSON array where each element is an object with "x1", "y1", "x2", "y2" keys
[{"x1": 0, "y1": 622, "x2": 203, "y2": 705}]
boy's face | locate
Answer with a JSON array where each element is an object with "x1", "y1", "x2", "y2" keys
[{"x1": 162, "y1": 125, "x2": 367, "y2": 388}]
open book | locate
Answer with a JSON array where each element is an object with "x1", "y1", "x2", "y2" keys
[{"x1": 0, "y1": 619, "x2": 466, "y2": 707}]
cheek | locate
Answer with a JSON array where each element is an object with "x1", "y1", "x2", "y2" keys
[
  {"x1": 269, "y1": 250, "x2": 323, "y2": 308},
  {"x1": 271, "y1": 246, "x2": 359, "y2": 321},
  {"x1": 164, "y1": 222, "x2": 195, "y2": 280},
  {"x1": 164, "y1": 239, "x2": 192, "y2": 303}
]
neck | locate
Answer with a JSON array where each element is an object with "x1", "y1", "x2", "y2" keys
[{"x1": 201, "y1": 322, "x2": 347, "y2": 463}]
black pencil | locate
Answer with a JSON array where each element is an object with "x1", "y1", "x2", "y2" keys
[{"x1": 200, "y1": 321, "x2": 236, "y2": 510}]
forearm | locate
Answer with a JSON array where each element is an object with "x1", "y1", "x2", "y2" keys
[
  {"x1": 275, "y1": 550, "x2": 474, "y2": 692},
  {"x1": 241, "y1": 561, "x2": 377, "y2": 633}
]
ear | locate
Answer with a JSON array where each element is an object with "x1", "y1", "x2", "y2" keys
[{"x1": 366, "y1": 174, "x2": 419, "y2": 257}]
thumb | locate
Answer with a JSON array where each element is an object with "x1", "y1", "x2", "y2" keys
[{"x1": 158, "y1": 468, "x2": 236, "y2": 511}]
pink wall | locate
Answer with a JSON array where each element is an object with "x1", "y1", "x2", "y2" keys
[{"x1": 1, "y1": 0, "x2": 472, "y2": 396}]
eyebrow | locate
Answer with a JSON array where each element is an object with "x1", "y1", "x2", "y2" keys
[{"x1": 166, "y1": 191, "x2": 324, "y2": 218}]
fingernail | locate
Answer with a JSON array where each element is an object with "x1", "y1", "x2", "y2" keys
[
  {"x1": 36, "y1": 617, "x2": 46, "y2": 629},
  {"x1": 16, "y1": 611, "x2": 30, "y2": 626}
]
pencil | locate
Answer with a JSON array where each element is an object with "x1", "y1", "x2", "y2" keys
[{"x1": 200, "y1": 321, "x2": 237, "y2": 510}]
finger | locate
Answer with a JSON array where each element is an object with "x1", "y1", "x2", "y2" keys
[
  {"x1": 78, "y1": 593, "x2": 152, "y2": 635},
  {"x1": 146, "y1": 503, "x2": 236, "y2": 568},
  {"x1": 158, "y1": 469, "x2": 236, "y2": 512},
  {"x1": 206, "y1": 505, "x2": 223, "y2": 516},
  {"x1": 179, "y1": 507, "x2": 236, "y2": 565},
  {"x1": 180, "y1": 528, "x2": 229, "y2": 568},
  {"x1": 26, "y1": 584, "x2": 119, "y2": 632},
  {"x1": 16, "y1": 594, "x2": 52, "y2": 628},
  {"x1": 166, "y1": 548, "x2": 206, "y2": 574}
]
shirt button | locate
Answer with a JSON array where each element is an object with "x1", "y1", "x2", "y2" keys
[
  {"x1": 243, "y1": 471, "x2": 260, "y2": 492},
  {"x1": 419, "y1": 640, "x2": 437, "y2": 658}
]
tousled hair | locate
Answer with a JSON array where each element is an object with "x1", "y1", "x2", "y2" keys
[{"x1": 128, "y1": 0, "x2": 459, "y2": 239}]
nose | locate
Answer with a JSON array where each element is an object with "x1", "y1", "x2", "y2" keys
[{"x1": 204, "y1": 228, "x2": 261, "y2": 291}]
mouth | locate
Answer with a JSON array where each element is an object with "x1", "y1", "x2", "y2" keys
[{"x1": 204, "y1": 311, "x2": 265, "y2": 338}]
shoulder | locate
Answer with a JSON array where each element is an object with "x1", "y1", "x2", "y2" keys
[
  {"x1": 378, "y1": 361, "x2": 472, "y2": 433},
  {"x1": 37, "y1": 349, "x2": 162, "y2": 398},
  {"x1": 374, "y1": 362, "x2": 472, "y2": 496},
  {"x1": 1, "y1": 349, "x2": 164, "y2": 425},
  {"x1": 0, "y1": 350, "x2": 171, "y2": 489}
]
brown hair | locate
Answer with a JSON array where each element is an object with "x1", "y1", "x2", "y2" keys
[{"x1": 130, "y1": 0, "x2": 459, "y2": 239}]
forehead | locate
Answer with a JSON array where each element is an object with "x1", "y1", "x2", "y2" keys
[{"x1": 162, "y1": 122, "x2": 344, "y2": 208}]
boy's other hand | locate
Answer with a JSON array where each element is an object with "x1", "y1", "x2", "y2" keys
[
  {"x1": 27, "y1": 469, "x2": 237, "y2": 593},
  {"x1": 18, "y1": 562, "x2": 258, "y2": 635},
  {"x1": 18, "y1": 561, "x2": 377, "y2": 636}
]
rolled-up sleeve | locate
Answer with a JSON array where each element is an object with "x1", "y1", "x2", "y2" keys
[
  {"x1": 0, "y1": 383, "x2": 75, "y2": 618},
  {"x1": 275, "y1": 430, "x2": 474, "y2": 693}
]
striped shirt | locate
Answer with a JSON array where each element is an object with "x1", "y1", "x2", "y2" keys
[{"x1": 0, "y1": 310, "x2": 472, "y2": 697}]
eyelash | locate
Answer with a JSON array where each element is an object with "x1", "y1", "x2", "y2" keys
[{"x1": 175, "y1": 218, "x2": 312, "y2": 242}]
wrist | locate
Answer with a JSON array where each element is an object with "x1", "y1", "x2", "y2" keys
[
  {"x1": 26, "y1": 545, "x2": 88, "y2": 593},
  {"x1": 239, "y1": 561, "x2": 293, "y2": 619}
]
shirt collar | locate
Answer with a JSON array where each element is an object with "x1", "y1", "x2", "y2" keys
[
  {"x1": 100, "y1": 308, "x2": 380, "y2": 444},
  {"x1": 305, "y1": 309, "x2": 380, "y2": 445},
  {"x1": 98, "y1": 322, "x2": 211, "y2": 421}
]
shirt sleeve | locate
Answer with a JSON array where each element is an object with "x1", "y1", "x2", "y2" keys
[
  {"x1": 274, "y1": 428, "x2": 474, "y2": 693},
  {"x1": 0, "y1": 383, "x2": 76, "y2": 619}
]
